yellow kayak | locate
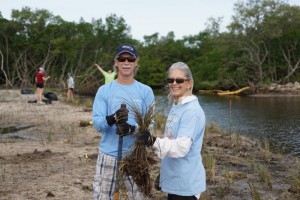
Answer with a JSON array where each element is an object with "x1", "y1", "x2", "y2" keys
[{"x1": 217, "y1": 87, "x2": 250, "y2": 95}]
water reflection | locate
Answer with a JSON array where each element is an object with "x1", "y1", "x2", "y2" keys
[{"x1": 198, "y1": 95, "x2": 300, "y2": 157}]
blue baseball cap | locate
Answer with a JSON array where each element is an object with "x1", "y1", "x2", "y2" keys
[{"x1": 115, "y1": 44, "x2": 138, "y2": 58}]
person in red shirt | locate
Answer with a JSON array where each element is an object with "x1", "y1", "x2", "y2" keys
[{"x1": 35, "y1": 67, "x2": 50, "y2": 104}]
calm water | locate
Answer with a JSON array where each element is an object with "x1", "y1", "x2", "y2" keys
[{"x1": 156, "y1": 94, "x2": 300, "y2": 157}]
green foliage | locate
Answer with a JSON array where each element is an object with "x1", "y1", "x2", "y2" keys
[{"x1": 195, "y1": 81, "x2": 218, "y2": 90}]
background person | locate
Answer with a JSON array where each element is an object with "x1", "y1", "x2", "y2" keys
[
  {"x1": 92, "y1": 44, "x2": 155, "y2": 200},
  {"x1": 94, "y1": 63, "x2": 116, "y2": 84},
  {"x1": 67, "y1": 73, "x2": 74, "y2": 101},
  {"x1": 35, "y1": 67, "x2": 50, "y2": 104},
  {"x1": 138, "y1": 62, "x2": 206, "y2": 200}
]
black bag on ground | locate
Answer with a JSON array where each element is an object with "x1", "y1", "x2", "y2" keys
[{"x1": 43, "y1": 92, "x2": 58, "y2": 101}]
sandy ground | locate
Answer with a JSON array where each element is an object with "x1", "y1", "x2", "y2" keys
[
  {"x1": 1, "y1": 89, "x2": 300, "y2": 200},
  {"x1": 0, "y1": 89, "x2": 164, "y2": 200},
  {"x1": 0, "y1": 89, "x2": 98, "y2": 200}
]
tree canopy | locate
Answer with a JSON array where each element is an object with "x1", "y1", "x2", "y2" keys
[{"x1": 1, "y1": 0, "x2": 299, "y2": 93}]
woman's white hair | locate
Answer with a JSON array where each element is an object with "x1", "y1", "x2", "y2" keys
[{"x1": 167, "y1": 62, "x2": 194, "y2": 104}]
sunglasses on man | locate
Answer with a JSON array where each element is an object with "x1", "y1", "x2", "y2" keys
[
  {"x1": 166, "y1": 78, "x2": 190, "y2": 84},
  {"x1": 116, "y1": 57, "x2": 137, "y2": 62}
]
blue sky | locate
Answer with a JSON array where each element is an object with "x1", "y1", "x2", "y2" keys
[{"x1": 1, "y1": 0, "x2": 299, "y2": 40}]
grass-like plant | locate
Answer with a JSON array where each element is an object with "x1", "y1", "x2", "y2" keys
[
  {"x1": 289, "y1": 158, "x2": 300, "y2": 193},
  {"x1": 203, "y1": 152, "x2": 216, "y2": 181},
  {"x1": 214, "y1": 183, "x2": 231, "y2": 198},
  {"x1": 263, "y1": 137, "x2": 271, "y2": 161},
  {"x1": 120, "y1": 101, "x2": 158, "y2": 197},
  {"x1": 255, "y1": 163, "x2": 272, "y2": 190},
  {"x1": 290, "y1": 175, "x2": 300, "y2": 193},
  {"x1": 1, "y1": 168, "x2": 6, "y2": 182},
  {"x1": 248, "y1": 181, "x2": 261, "y2": 200},
  {"x1": 207, "y1": 122, "x2": 221, "y2": 132},
  {"x1": 234, "y1": 133, "x2": 240, "y2": 156},
  {"x1": 291, "y1": 174, "x2": 300, "y2": 193},
  {"x1": 213, "y1": 167, "x2": 233, "y2": 198},
  {"x1": 46, "y1": 128, "x2": 53, "y2": 141},
  {"x1": 222, "y1": 167, "x2": 233, "y2": 185}
]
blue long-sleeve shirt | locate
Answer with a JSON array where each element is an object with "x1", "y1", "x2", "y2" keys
[
  {"x1": 158, "y1": 96, "x2": 206, "y2": 196},
  {"x1": 92, "y1": 80, "x2": 154, "y2": 157}
]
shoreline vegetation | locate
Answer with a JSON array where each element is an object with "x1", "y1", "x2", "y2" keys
[
  {"x1": 199, "y1": 82, "x2": 300, "y2": 97},
  {"x1": 1, "y1": 89, "x2": 300, "y2": 199}
]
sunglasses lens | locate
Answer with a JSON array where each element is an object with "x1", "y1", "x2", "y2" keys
[
  {"x1": 117, "y1": 57, "x2": 136, "y2": 62},
  {"x1": 175, "y1": 78, "x2": 185, "y2": 84},
  {"x1": 127, "y1": 58, "x2": 136, "y2": 62},
  {"x1": 166, "y1": 78, "x2": 187, "y2": 84},
  {"x1": 117, "y1": 57, "x2": 126, "y2": 62},
  {"x1": 166, "y1": 78, "x2": 174, "y2": 83}
]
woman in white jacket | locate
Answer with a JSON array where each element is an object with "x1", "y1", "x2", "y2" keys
[{"x1": 138, "y1": 62, "x2": 206, "y2": 200}]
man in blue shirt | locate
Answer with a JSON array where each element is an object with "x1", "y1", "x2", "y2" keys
[{"x1": 92, "y1": 44, "x2": 154, "y2": 200}]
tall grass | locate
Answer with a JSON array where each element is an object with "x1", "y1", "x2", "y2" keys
[
  {"x1": 290, "y1": 175, "x2": 300, "y2": 193},
  {"x1": 263, "y1": 137, "x2": 271, "y2": 161},
  {"x1": 234, "y1": 133, "x2": 240, "y2": 156},
  {"x1": 254, "y1": 163, "x2": 272, "y2": 190},
  {"x1": 248, "y1": 181, "x2": 261, "y2": 200},
  {"x1": 203, "y1": 153, "x2": 216, "y2": 181},
  {"x1": 290, "y1": 158, "x2": 300, "y2": 193}
]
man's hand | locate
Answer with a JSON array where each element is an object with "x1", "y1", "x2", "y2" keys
[
  {"x1": 106, "y1": 113, "x2": 116, "y2": 126},
  {"x1": 116, "y1": 122, "x2": 135, "y2": 136},
  {"x1": 106, "y1": 105, "x2": 128, "y2": 126},
  {"x1": 137, "y1": 130, "x2": 156, "y2": 146},
  {"x1": 115, "y1": 107, "x2": 128, "y2": 124}
]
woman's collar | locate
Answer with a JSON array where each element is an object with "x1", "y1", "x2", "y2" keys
[{"x1": 175, "y1": 95, "x2": 196, "y2": 105}]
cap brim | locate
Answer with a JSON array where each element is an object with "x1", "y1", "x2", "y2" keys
[{"x1": 115, "y1": 51, "x2": 137, "y2": 58}]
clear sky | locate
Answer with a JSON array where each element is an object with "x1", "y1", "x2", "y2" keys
[{"x1": 1, "y1": 0, "x2": 299, "y2": 41}]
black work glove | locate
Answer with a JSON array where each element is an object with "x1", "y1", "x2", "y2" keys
[
  {"x1": 106, "y1": 105, "x2": 129, "y2": 126},
  {"x1": 137, "y1": 130, "x2": 156, "y2": 146},
  {"x1": 116, "y1": 122, "x2": 136, "y2": 136},
  {"x1": 115, "y1": 105, "x2": 129, "y2": 124},
  {"x1": 106, "y1": 113, "x2": 116, "y2": 126}
]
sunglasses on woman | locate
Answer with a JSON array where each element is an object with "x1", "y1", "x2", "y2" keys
[
  {"x1": 116, "y1": 57, "x2": 137, "y2": 62},
  {"x1": 166, "y1": 78, "x2": 189, "y2": 84}
]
